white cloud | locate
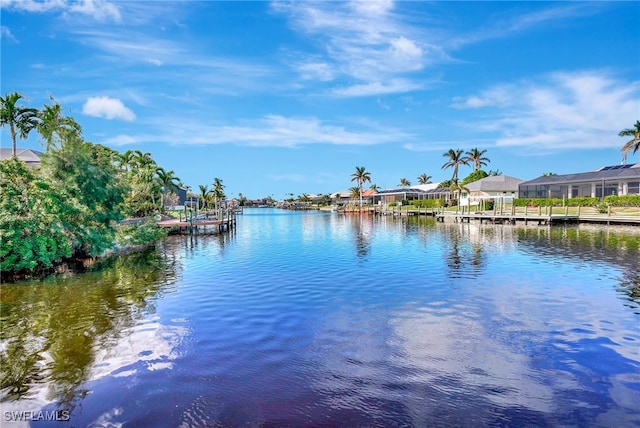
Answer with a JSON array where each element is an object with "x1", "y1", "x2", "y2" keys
[
  {"x1": 2, "y1": 0, "x2": 121, "y2": 22},
  {"x1": 0, "y1": 26, "x2": 17, "y2": 43},
  {"x1": 332, "y1": 79, "x2": 424, "y2": 97},
  {"x1": 274, "y1": 1, "x2": 436, "y2": 96},
  {"x1": 83, "y1": 96, "x2": 136, "y2": 121},
  {"x1": 67, "y1": 0, "x2": 121, "y2": 22},
  {"x1": 297, "y1": 61, "x2": 335, "y2": 81},
  {"x1": 99, "y1": 114, "x2": 412, "y2": 148},
  {"x1": 455, "y1": 71, "x2": 640, "y2": 151}
]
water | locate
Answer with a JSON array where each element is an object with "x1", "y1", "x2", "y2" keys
[{"x1": 1, "y1": 208, "x2": 639, "y2": 427}]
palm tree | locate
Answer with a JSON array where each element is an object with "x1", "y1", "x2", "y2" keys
[
  {"x1": 118, "y1": 149, "x2": 135, "y2": 172},
  {"x1": 0, "y1": 92, "x2": 39, "y2": 157},
  {"x1": 157, "y1": 167, "x2": 181, "y2": 210},
  {"x1": 398, "y1": 178, "x2": 411, "y2": 188},
  {"x1": 449, "y1": 179, "x2": 470, "y2": 205},
  {"x1": 441, "y1": 149, "x2": 468, "y2": 181},
  {"x1": 212, "y1": 177, "x2": 225, "y2": 210},
  {"x1": 36, "y1": 98, "x2": 81, "y2": 150},
  {"x1": 417, "y1": 173, "x2": 432, "y2": 185},
  {"x1": 620, "y1": 120, "x2": 640, "y2": 164},
  {"x1": 198, "y1": 185, "x2": 210, "y2": 210},
  {"x1": 369, "y1": 183, "x2": 380, "y2": 192},
  {"x1": 349, "y1": 186, "x2": 361, "y2": 204},
  {"x1": 464, "y1": 148, "x2": 490, "y2": 171},
  {"x1": 350, "y1": 166, "x2": 371, "y2": 208}
]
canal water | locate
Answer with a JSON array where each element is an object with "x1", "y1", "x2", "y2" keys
[{"x1": 1, "y1": 208, "x2": 639, "y2": 427}]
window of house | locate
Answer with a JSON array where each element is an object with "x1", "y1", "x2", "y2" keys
[{"x1": 628, "y1": 182, "x2": 640, "y2": 195}]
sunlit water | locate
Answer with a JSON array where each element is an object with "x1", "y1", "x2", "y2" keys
[{"x1": 1, "y1": 208, "x2": 639, "y2": 427}]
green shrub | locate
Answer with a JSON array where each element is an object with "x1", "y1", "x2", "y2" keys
[
  {"x1": 115, "y1": 223, "x2": 168, "y2": 248},
  {"x1": 603, "y1": 195, "x2": 640, "y2": 207}
]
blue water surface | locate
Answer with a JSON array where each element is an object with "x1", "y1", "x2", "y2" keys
[{"x1": 2, "y1": 208, "x2": 639, "y2": 427}]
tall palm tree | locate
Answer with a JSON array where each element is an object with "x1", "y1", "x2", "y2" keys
[
  {"x1": 350, "y1": 166, "x2": 371, "y2": 207},
  {"x1": 118, "y1": 149, "x2": 135, "y2": 172},
  {"x1": 398, "y1": 178, "x2": 411, "y2": 188},
  {"x1": 417, "y1": 173, "x2": 432, "y2": 185},
  {"x1": 441, "y1": 149, "x2": 468, "y2": 181},
  {"x1": 36, "y1": 98, "x2": 81, "y2": 150},
  {"x1": 156, "y1": 167, "x2": 181, "y2": 210},
  {"x1": 464, "y1": 148, "x2": 490, "y2": 171},
  {"x1": 198, "y1": 184, "x2": 210, "y2": 210},
  {"x1": 212, "y1": 177, "x2": 225, "y2": 210},
  {"x1": 0, "y1": 92, "x2": 39, "y2": 157},
  {"x1": 620, "y1": 120, "x2": 640, "y2": 164}
]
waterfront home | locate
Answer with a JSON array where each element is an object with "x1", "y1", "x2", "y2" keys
[
  {"x1": 460, "y1": 175, "x2": 524, "y2": 207},
  {"x1": 0, "y1": 148, "x2": 43, "y2": 168},
  {"x1": 519, "y1": 163, "x2": 640, "y2": 199},
  {"x1": 373, "y1": 184, "x2": 435, "y2": 205}
]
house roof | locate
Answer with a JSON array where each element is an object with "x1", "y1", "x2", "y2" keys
[
  {"x1": 0, "y1": 148, "x2": 44, "y2": 165},
  {"x1": 520, "y1": 163, "x2": 640, "y2": 186},
  {"x1": 465, "y1": 175, "x2": 524, "y2": 192}
]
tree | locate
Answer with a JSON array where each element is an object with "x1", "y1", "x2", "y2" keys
[
  {"x1": 156, "y1": 167, "x2": 181, "y2": 211},
  {"x1": 349, "y1": 186, "x2": 361, "y2": 203},
  {"x1": 449, "y1": 179, "x2": 469, "y2": 205},
  {"x1": 461, "y1": 169, "x2": 489, "y2": 186},
  {"x1": 0, "y1": 157, "x2": 72, "y2": 273},
  {"x1": 350, "y1": 166, "x2": 371, "y2": 208},
  {"x1": 369, "y1": 183, "x2": 380, "y2": 192},
  {"x1": 41, "y1": 136, "x2": 126, "y2": 257},
  {"x1": 542, "y1": 172, "x2": 557, "y2": 176},
  {"x1": 417, "y1": 173, "x2": 432, "y2": 185},
  {"x1": 198, "y1": 185, "x2": 210, "y2": 210},
  {"x1": 0, "y1": 92, "x2": 39, "y2": 157},
  {"x1": 36, "y1": 97, "x2": 81, "y2": 150},
  {"x1": 464, "y1": 148, "x2": 490, "y2": 171},
  {"x1": 441, "y1": 149, "x2": 468, "y2": 181},
  {"x1": 299, "y1": 193, "x2": 311, "y2": 203},
  {"x1": 620, "y1": 120, "x2": 640, "y2": 164},
  {"x1": 398, "y1": 178, "x2": 411, "y2": 188},
  {"x1": 212, "y1": 177, "x2": 225, "y2": 209}
]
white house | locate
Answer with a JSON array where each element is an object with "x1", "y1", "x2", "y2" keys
[{"x1": 459, "y1": 175, "x2": 524, "y2": 207}]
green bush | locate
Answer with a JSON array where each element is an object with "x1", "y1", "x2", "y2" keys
[
  {"x1": 115, "y1": 222, "x2": 168, "y2": 248},
  {"x1": 515, "y1": 197, "x2": 601, "y2": 207},
  {"x1": 603, "y1": 195, "x2": 640, "y2": 207},
  {"x1": 411, "y1": 199, "x2": 444, "y2": 208}
]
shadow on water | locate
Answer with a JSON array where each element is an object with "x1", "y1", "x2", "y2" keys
[{"x1": 0, "y1": 247, "x2": 180, "y2": 410}]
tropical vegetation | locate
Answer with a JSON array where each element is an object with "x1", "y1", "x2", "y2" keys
[
  {"x1": 620, "y1": 120, "x2": 640, "y2": 164},
  {"x1": 0, "y1": 92, "x2": 186, "y2": 278}
]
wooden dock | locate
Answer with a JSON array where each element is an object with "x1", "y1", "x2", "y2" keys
[
  {"x1": 372, "y1": 206, "x2": 640, "y2": 226},
  {"x1": 435, "y1": 212, "x2": 578, "y2": 225},
  {"x1": 157, "y1": 210, "x2": 237, "y2": 234}
]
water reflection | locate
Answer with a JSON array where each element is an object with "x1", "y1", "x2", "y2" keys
[
  {"x1": 0, "y1": 248, "x2": 179, "y2": 410},
  {"x1": 1, "y1": 211, "x2": 639, "y2": 426}
]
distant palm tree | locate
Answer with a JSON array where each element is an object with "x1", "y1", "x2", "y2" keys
[
  {"x1": 417, "y1": 173, "x2": 432, "y2": 185},
  {"x1": 350, "y1": 166, "x2": 371, "y2": 207},
  {"x1": 118, "y1": 149, "x2": 135, "y2": 172},
  {"x1": 398, "y1": 178, "x2": 411, "y2": 188},
  {"x1": 36, "y1": 97, "x2": 81, "y2": 150},
  {"x1": 464, "y1": 148, "x2": 490, "y2": 171},
  {"x1": 369, "y1": 183, "x2": 380, "y2": 192},
  {"x1": 449, "y1": 179, "x2": 470, "y2": 205},
  {"x1": 198, "y1": 184, "x2": 210, "y2": 210},
  {"x1": 156, "y1": 168, "x2": 181, "y2": 210},
  {"x1": 442, "y1": 149, "x2": 468, "y2": 181},
  {"x1": 0, "y1": 92, "x2": 39, "y2": 157},
  {"x1": 620, "y1": 120, "x2": 640, "y2": 164},
  {"x1": 299, "y1": 193, "x2": 311, "y2": 203},
  {"x1": 212, "y1": 177, "x2": 225, "y2": 209},
  {"x1": 349, "y1": 186, "x2": 361, "y2": 203}
]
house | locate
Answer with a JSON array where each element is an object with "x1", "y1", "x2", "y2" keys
[
  {"x1": 460, "y1": 175, "x2": 524, "y2": 207},
  {"x1": 0, "y1": 148, "x2": 43, "y2": 168},
  {"x1": 518, "y1": 163, "x2": 640, "y2": 199}
]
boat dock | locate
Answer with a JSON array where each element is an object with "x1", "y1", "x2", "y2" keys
[
  {"x1": 374, "y1": 205, "x2": 640, "y2": 226},
  {"x1": 157, "y1": 210, "x2": 237, "y2": 234}
]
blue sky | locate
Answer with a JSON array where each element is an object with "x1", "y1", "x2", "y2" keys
[{"x1": 1, "y1": 0, "x2": 639, "y2": 199}]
